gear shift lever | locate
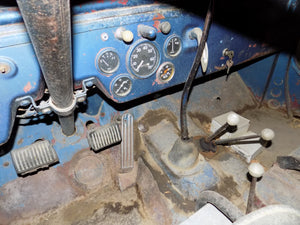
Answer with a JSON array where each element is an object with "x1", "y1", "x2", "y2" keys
[
  {"x1": 200, "y1": 112, "x2": 275, "y2": 152},
  {"x1": 200, "y1": 112, "x2": 240, "y2": 152}
]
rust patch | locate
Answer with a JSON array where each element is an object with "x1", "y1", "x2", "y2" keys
[
  {"x1": 118, "y1": 0, "x2": 128, "y2": 5},
  {"x1": 153, "y1": 20, "x2": 161, "y2": 31},
  {"x1": 153, "y1": 13, "x2": 165, "y2": 20},
  {"x1": 17, "y1": 138, "x2": 24, "y2": 145},
  {"x1": 188, "y1": 111, "x2": 211, "y2": 131},
  {"x1": 104, "y1": 201, "x2": 139, "y2": 215},
  {"x1": 138, "y1": 108, "x2": 179, "y2": 133},
  {"x1": 139, "y1": 158, "x2": 196, "y2": 214},
  {"x1": 235, "y1": 104, "x2": 257, "y2": 115},
  {"x1": 214, "y1": 176, "x2": 241, "y2": 201}
]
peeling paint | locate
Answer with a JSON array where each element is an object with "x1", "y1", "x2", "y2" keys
[
  {"x1": 153, "y1": 20, "x2": 160, "y2": 31},
  {"x1": 153, "y1": 13, "x2": 165, "y2": 20},
  {"x1": 23, "y1": 81, "x2": 32, "y2": 93}
]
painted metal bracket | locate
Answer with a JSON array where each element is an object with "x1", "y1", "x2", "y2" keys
[{"x1": 15, "y1": 78, "x2": 96, "y2": 119}]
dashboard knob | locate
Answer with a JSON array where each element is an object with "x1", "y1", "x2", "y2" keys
[
  {"x1": 115, "y1": 27, "x2": 134, "y2": 43},
  {"x1": 138, "y1": 25, "x2": 156, "y2": 40},
  {"x1": 159, "y1": 21, "x2": 171, "y2": 34},
  {"x1": 122, "y1": 30, "x2": 134, "y2": 43}
]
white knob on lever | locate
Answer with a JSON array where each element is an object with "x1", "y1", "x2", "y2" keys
[
  {"x1": 226, "y1": 112, "x2": 240, "y2": 126},
  {"x1": 261, "y1": 128, "x2": 275, "y2": 141},
  {"x1": 246, "y1": 162, "x2": 264, "y2": 213},
  {"x1": 248, "y1": 162, "x2": 264, "y2": 178}
]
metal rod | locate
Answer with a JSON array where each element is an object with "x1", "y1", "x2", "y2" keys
[
  {"x1": 284, "y1": 55, "x2": 293, "y2": 119},
  {"x1": 214, "y1": 134, "x2": 260, "y2": 145},
  {"x1": 180, "y1": 0, "x2": 214, "y2": 140},
  {"x1": 16, "y1": 0, "x2": 75, "y2": 135},
  {"x1": 207, "y1": 123, "x2": 229, "y2": 142},
  {"x1": 246, "y1": 177, "x2": 257, "y2": 214},
  {"x1": 259, "y1": 53, "x2": 279, "y2": 108}
]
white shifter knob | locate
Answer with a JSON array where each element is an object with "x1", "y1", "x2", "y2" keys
[
  {"x1": 227, "y1": 112, "x2": 240, "y2": 126},
  {"x1": 261, "y1": 128, "x2": 275, "y2": 141},
  {"x1": 248, "y1": 162, "x2": 264, "y2": 178}
]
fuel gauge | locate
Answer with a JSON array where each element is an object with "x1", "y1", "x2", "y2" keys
[{"x1": 157, "y1": 62, "x2": 175, "y2": 83}]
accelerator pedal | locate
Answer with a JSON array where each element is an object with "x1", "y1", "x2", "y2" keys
[
  {"x1": 11, "y1": 140, "x2": 59, "y2": 175},
  {"x1": 87, "y1": 123, "x2": 121, "y2": 151},
  {"x1": 120, "y1": 113, "x2": 134, "y2": 172}
]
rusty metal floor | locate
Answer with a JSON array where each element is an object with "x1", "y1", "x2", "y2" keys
[{"x1": 1, "y1": 73, "x2": 300, "y2": 224}]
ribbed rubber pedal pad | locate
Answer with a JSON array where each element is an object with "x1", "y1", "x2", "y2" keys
[
  {"x1": 10, "y1": 140, "x2": 59, "y2": 175},
  {"x1": 87, "y1": 123, "x2": 122, "y2": 151},
  {"x1": 120, "y1": 113, "x2": 134, "y2": 172}
]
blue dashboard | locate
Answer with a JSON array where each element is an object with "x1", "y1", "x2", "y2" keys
[{"x1": 0, "y1": 1, "x2": 274, "y2": 146}]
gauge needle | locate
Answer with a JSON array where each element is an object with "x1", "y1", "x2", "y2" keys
[
  {"x1": 163, "y1": 68, "x2": 169, "y2": 74},
  {"x1": 102, "y1": 59, "x2": 109, "y2": 66},
  {"x1": 136, "y1": 60, "x2": 144, "y2": 71},
  {"x1": 171, "y1": 39, "x2": 175, "y2": 53},
  {"x1": 116, "y1": 80, "x2": 128, "y2": 93}
]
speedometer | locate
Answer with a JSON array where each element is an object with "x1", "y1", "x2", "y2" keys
[{"x1": 129, "y1": 42, "x2": 160, "y2": 78}]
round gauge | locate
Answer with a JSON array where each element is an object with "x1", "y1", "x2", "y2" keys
[
  {"x1": 129, "y1": 42, "x2": 160, "y2": 78},
  {"x1": 157, "y1": 62, "x2": 175, "y2": 82},
  {"x1": 97, "y1": 49, "x2": 120, "y2": 74},
  {"x1": 112, "y1": 75, "x2": 132, "y2": 97},
  {"x1": 165, "y1": 35, "x2": 182, "y2": 57}
]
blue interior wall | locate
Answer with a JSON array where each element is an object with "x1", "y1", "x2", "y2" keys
[{"x1": 239, "y1": 53, "x2": 300, "y2": 115}]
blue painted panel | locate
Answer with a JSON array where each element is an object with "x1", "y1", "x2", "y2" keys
[
  {"x1": 0, "y1": 44, "x2": 43, "y2": 146},
  {"x1": 239, "y1": 53, "x2": 300, "y2": 114}
]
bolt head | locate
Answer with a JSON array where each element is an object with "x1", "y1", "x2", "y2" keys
[
  {"x1": 138, "y1": 122, "x2": 148, "y2": 133},
  {"x1": 248, "y1": 162, "x2": 264, "y2": 178}
]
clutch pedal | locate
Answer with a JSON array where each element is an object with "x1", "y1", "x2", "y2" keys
[
  {"x1": 87, "y1": 123, "x2": 121, "y2": 151},
  {"x1": 120, "y1": 113, "x2": 134, "y2": 172},
  {"x1": 11, "y1": 140, "x2": 59, "y2": 175}
]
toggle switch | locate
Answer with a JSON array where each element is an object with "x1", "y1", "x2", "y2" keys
[
  {"x1": 138, "y1": 25, "x2": 156, "y2": 40},
  {"x1": 115, "y1": 27, "x2": 134, "y2": 43}
]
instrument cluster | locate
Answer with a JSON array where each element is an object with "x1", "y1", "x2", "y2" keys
[{"x1": 0, "y1": 2, "x2": 273, "y2": 145}]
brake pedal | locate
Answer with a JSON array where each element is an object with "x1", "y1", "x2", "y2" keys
[
  {"x1": 120, "y1": 113, "x2": 134, "y2": 172},
  {"x1": 11, "y1": 140, "x2": 59, "y2": 175},
  {"x1": 87, "y1": 123, "x2": 121, "y2": 151}
]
